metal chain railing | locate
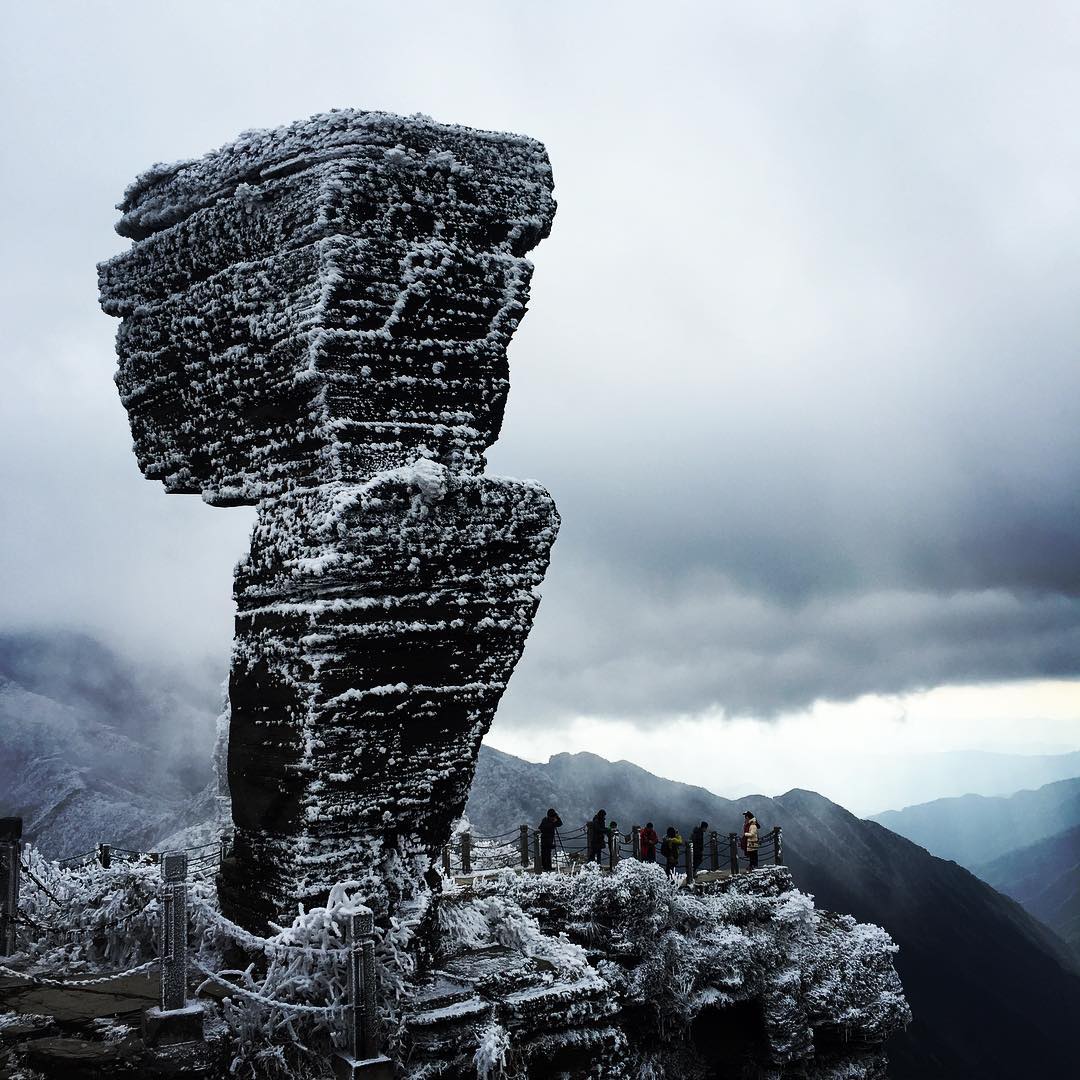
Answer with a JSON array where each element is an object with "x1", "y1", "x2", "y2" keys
[
  {"x1": 0, "y1": 957, "x2": 159, "y2": 988},
  {"x1": 439, "y1": 821, "x2": 783, "y2": 881},
  {"x1": 1, "y1": 817, "x2": 385, "y2": 1066},
  {"x1": 192, "y1": 960, "x2": 344, "y2": 1016},
  {"x1": 2, "y1": 811, "x2": 785, "y2": 1070}
]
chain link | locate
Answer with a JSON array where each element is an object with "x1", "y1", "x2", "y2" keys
[{"x1": 0, "y1": 959, "x2": 158, "y2": 989}]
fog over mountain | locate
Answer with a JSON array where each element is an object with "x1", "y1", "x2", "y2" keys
[
  {"x1": 0, "y1": 631, "x2": 217, "y2": 858},
  {"x1": 872, "y1": 777, "x2": 1080, "y2": 952},
  {"x1": 976, "y1": 824, "x2": 1080, "y2": 951}
]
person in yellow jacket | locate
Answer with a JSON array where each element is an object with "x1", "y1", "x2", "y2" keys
[
  {"x1": 661, "y1": 826, "x2": 684, "y2": 877},
  {"x1": 741, "y1": 811, "x2": 759, "y2": 871}
]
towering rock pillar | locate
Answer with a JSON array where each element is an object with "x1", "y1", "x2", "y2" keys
[{"x1": 99, "y1": 111, "x2": 558, "y2": 929}]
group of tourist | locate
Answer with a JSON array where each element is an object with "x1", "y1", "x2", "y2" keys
[{"x1": 536, "y1": 807, "x2": 761, "y2": 876}]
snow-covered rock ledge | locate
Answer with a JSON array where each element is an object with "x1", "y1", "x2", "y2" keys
[
  {"x1": 418, "y1": 860, "x2": 910, "y2": 1078},
  {"x1": 4, "y1": 849, "x2": 907, "y2": 1078}
]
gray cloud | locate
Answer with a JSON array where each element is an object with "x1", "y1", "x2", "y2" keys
[
  {"x1": 2, "y1": 1, "x2": 1079, "y2": 727},
  {"x1": 497, "y1": 561, "x2": 1080, "y2": 721}
]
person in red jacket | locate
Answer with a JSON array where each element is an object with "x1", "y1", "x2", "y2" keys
[{"x1": 639, "y1": 821, "x2": 659, "y2": 863}]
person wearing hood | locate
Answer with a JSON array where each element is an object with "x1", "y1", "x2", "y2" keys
[
  {"x1": 589, "y1": 809, "x2": 608, "y2": 863},
  {"x1": 741, "y1": 811, "x2": 759, "y2": 870},
  {"x1": 538, "y1": 807, "x2": 562, "y2": 872}
]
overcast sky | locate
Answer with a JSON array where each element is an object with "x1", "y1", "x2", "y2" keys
[{"x1": 2, "y1": 1, "x2": 1079, "y2": 810}]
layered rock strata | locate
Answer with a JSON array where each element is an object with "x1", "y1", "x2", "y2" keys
[{"x1": 99, "y1": 110, "x2": 558, "y2": 929}]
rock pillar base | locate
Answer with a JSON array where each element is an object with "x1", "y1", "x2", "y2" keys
[
  {"x1": 142, "y1": 1004, "x2": 205, "y2": 1047},
  {"x1": 332, "y1": 1052, "x2": 395, "y2": 1079}
]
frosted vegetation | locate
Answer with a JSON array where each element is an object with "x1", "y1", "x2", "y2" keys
[
  {"x1": 11, "y1": 844, "x2": 908, "y2": 1078},
  {"x1": 440, "y1": 861, "x2": 909, "y2": 1077}
]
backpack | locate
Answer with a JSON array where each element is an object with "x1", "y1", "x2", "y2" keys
[{"x1": 660, "y1": 838, "x2": 671, "y2": 858}]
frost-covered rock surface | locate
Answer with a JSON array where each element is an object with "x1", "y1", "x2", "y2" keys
[
  {"x1": 99, "y1": 109, "x2": 555, "y2": 502},
  {"x1": 6, "y1": 851, "x2": 907, "y2": 1079},
  {"x1": 408, "y1": 861, "x2": 909, "y2": 1078},
  {"x1": 99, "y1": 109, "x2": 559, "y2": 931}
]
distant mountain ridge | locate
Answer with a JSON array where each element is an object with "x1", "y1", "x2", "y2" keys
[
  {"x1": 0, "y1": 630, "x2": 218, "y2": 857},
  {"x1": 870, "y1": 776, "x2": 1080, "y2": 868},
  {"x1": 467, "y1": 745, "x2": 1080, "y2": 1079},
  {"x1": 975, "y1": 823, "x2": 1080, "y2": 952}
]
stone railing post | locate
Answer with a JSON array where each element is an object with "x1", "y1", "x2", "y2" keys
[
  {"x1": 143, "y1": 851, "x2": 203, "y2": 1047},
  {"x1": 684, "y1": 837, "x2": 693, "y2": 880},
  {"x1": 728, "y1": 833, "x2": 739, "y2": 875},
  {"x1": 773, "y1": 826, "x2": 784, "y2": 866},
  {"x1": 98, "y1": 843, "x2": 111, "y2": 869},
  {"x1": 631, "y1": 825, "x2": 640, "y2": 860},
  {"x1": 442, "y1": 845, "x2": 451, "y2": 876},
  {"x1": 519, "y1": 824, "x2": 530, "y2": 868},
  {"x1": 532, "y1": 830, "x2": 541, "y2": 872},
  {"x1": 709, "y1": 831, "x2": 719, "y2": 871},
  {"x1": 586, "y1": 821, "x2": 594, "y2": 862},
  {"x1": 0, "y1": 817, "x2": 22, "y2": 956},
  {"x1": 333, "y1": 908, "x2": 393, "y2": 1079},
  {"x1": 160, "y1": 852, "x2": 188, "y2": 1011},
  {"x1": 460, "y1": 831, "x2": 471, "y2": 876}
]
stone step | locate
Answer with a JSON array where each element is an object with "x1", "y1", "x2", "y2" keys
[
  {"x1": 438, "y1": 945, "x2": 541, "y2": 995},
  {"x1": 0, "y1": 1014, "x2": 58, "y2": 1046},
  {"x1": 25, "y1": 1035, "x2": 123, "y2": 1078},
  {"x1": 409, "y1": 974, "x2": 476, "y2": 1011},
  {"x1": 407, "y1": 996, "x2": 492, "y2": 1030},
  {"x1": 513, "y1": 1023, "x2": 627, "y2": 1073}
]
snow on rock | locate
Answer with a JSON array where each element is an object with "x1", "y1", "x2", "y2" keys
[
  {"x1": 98, "y1": 109, "x2": 555, "y2": 505},
  {"x1": 222, "y1": 471, "x2": 558, "y2": 928},
  {"x1": 93, "y1": 108, "x2": 908, "y2": 1080},
  {"x1": 408, "y1": 861, "x2": 910, "y2": 1078},
  {"x1": 98, "y1": 109, "x2": 559, "y2": 932},
  {"x1": 10, "y1": 850, "x2": 907, "y2": 1079}
]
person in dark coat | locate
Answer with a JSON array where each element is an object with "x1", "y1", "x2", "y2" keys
[
  {"x1": 589, "y1": 809, "x2": 608, "y2": 863},
  {"x1": 538, "y1": 807, "x2": 562, "y2": 872},
  {"x1": 691, "y1": 821, "x2": 709, "y2": 871},
  {"x1": 639, "y1": 821, "x2": 659, "y2": 862}
]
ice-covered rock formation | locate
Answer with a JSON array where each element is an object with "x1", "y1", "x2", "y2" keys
[
  {"x1": 406, "y1": 862, "x2": 910, "y2": 1078},
  {"x1": 99, "y1": 110, "x2": 559, "y2": 930}
]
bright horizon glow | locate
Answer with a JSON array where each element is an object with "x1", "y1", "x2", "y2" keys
[{"x1": 485, "y1": 677, "x2": 1080, "y2": 816}]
